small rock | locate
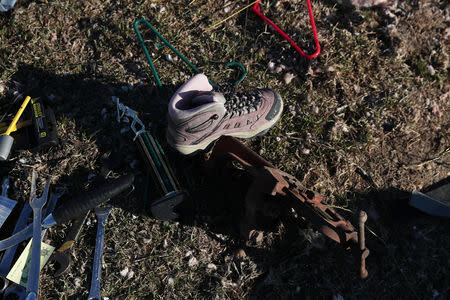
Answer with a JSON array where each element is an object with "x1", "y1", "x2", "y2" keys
[
  {"x1": 301, "y1": 148, "x2": 311, "y2": 155},
  {"x1": 127, "y1": 270, "x2": 134, "y2": 279},
  {"x1": 283, "y1": 73, "x2": 295, "y2": 85},
  {"x1": 74, "y1": 277, "x2": 82, "y2": 287},
  {"x1": 166, "y1": 54, "x2": 173, "y2": 63},
  {"x1": 427, "y1": 65, "x2": 436, "y2": 76},
  {"x1": 120, "y1": 267, "x2": 129, "y2": 277},
  {"x1": 234, "y1": 248, "x2": 247, "y2": 260},
  {"x1": 19, "y1": 158, "x2": 28, "y2": 164},
  {"x1": 143, "y1": 238, "x2": 151, "y2": 244},
  {"x1": 168, "y1": 277, "x2": 175, "y2": 285},
  {"x1": 207, "y1": 263, "x2": 217, "y2": 270},
  {"x1": 86, "y1": 219, "x2": 91, "y2": 226},
  {"x1": 275, "y1": 66, "x2": 283, "y2": 73},
  {"x1": 276, "y1": 136, "x2": 281, "y2": 142},
  {"x1": 268, "y1": 61, "x2": 276, "y2": 72},
  {"x1": 0, "y1": 83, "x2": 5, "y2": 94},
  {"x1": 103, "y1": 297, "x2": 110, "y2": 300},
  {"x1": 188, "y1": 256, "x2": 198, "y2": 267},
  {"x1": 224, "y1": 6, "x2": 231, "y2": 13}
]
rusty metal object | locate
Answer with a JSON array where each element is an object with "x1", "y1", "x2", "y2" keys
[{"x1": 207, "y1": 136, "x2": 369, "y2": 278}]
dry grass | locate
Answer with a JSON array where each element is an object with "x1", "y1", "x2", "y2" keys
[{"x1": 0, "y1": 0, "x2": 449, "y2": 299}]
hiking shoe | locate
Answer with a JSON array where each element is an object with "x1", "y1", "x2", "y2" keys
[{"x1": 166, "y1": 74, "x2": 283, "y2": 155}]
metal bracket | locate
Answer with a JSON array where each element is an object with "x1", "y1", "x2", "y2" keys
[{"x1": 113, "y1": 96, "x2": 146, "y2": 140}]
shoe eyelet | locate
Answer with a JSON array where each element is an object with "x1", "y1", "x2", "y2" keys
[{"x1": 212, "y1": 114, "x2": 219, "y2": 120}]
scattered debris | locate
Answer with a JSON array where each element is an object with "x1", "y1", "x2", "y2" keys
[
  {"x1": 188, "y1": 256, "x2": 198, "y2": 267},
  {"x1": 283, "y1": 72, "x2": 295, "y2": 85}
]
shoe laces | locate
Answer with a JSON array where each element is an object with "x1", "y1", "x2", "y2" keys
[{"x1": 222, "y1": 90, "x2": 263, "y2": 118}]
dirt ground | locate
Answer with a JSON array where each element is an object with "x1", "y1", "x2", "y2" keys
[{"x1": 0, "y1": 0, "x2": 449, "y2": 299}]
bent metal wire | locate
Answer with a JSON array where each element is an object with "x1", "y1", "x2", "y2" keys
[{"x1": 133, "y1": 18, "x2": 247, "y2": 89}]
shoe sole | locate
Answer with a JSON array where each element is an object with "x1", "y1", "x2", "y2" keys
[{"x1": 169, "y1": 93, "x2": 284, "y2": 155}]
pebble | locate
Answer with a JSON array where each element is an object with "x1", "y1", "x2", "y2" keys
[
  {"x1": 427, "y1": 65, "x2": 436, "y2": 76},
  {"x1": 127, "y1": 270, "x2": 134, "y2": 279},
  {"x1": 120, "y1": 267, "x2": 129, "y2": 277},
  {"x1": 301, "y1": 148, "x2": 311, "y2": 155},
  {"x1": 224, "y1": 6, "x2": 231, "y2": 13},
  {"x1": 275, "y1": 66, "x2": 283, "y2": 73},
  {"x1": 283, "y1": 73, "x2": 295, "y2": 85},
  {"x1": 268, "y1": 61, "x2": 276, "y2": 72},
  {"x1": 74, "y1": 277, "x2": 82, "y2": 287},
  {"x1": 19, "y1": 158, "x2": 28, "y2": 164},
  {"x1": 0, "y1": 83, "x2": 5, "y2": 94},
  {"x1": 207, "y1": 263, "x2": 217, "y2": 270},
  {"x1": 166, "y1": 54, "x2": 173, "y2": 63},
  {"x1": 188, "y1": 256, "x2": 198, "y2": 267},
  {"x1": 168, "y1": 277, "x2": 174, "y2": 285},
  {"x1": 234, "y1": 249, "x2": 246, "y2": 260}
]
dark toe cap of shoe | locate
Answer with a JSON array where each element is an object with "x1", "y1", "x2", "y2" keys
[{"x1": 261, "y1": 89, "x2": 283, "y2": 121}]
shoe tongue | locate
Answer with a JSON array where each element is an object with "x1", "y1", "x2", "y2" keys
[{"x1": 191, "y1": 91, "x2": 225, "y2": 106}]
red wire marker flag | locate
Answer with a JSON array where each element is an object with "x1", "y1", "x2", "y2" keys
[{"x1": 252, "y1": 0, "x2": 320, "y2": 59}]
